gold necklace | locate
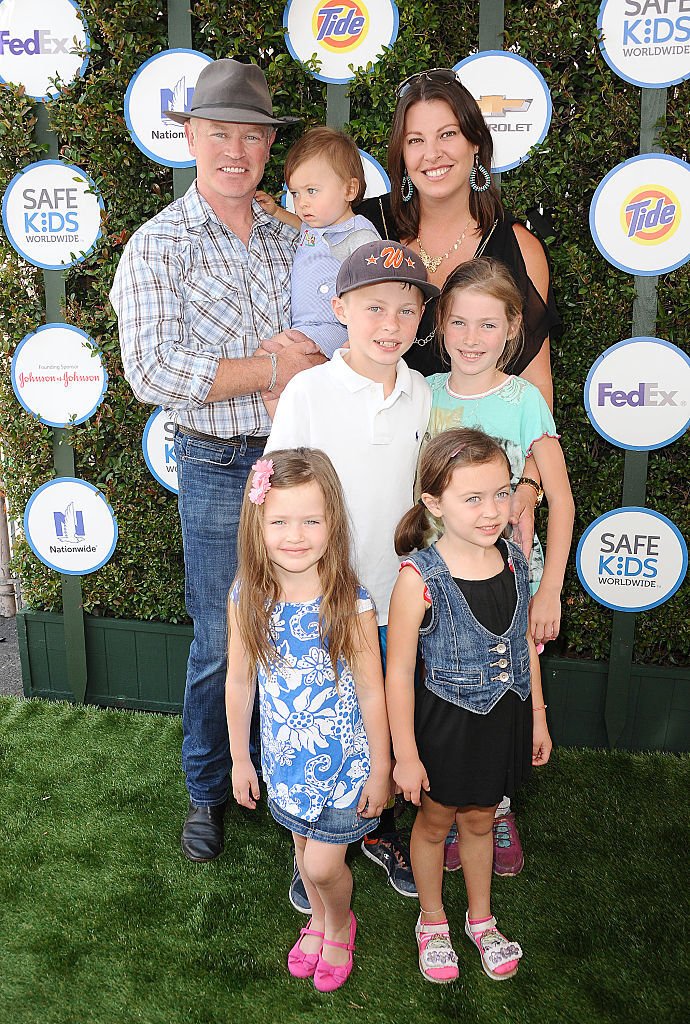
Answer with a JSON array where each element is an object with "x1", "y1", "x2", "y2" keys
[{"x1": 417, "y1": 218, "x2": 473, "y2": 274}]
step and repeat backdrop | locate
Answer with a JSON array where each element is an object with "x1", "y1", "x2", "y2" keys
[{"x1": 1, "y1": 0, "x2": 688, "y2": 614}]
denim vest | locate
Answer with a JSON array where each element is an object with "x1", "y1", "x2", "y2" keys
[{"x1": 407, "y1": 539, "x2": 531, "y2": 715}]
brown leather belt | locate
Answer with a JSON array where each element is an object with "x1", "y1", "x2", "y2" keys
[{"x1": 177, "y1": 425, "x2": 268, "y2": 448}]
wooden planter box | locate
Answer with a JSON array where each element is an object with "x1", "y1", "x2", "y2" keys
[{"x1": 16, "y1": 609, "x2": 690, "y2": 751}]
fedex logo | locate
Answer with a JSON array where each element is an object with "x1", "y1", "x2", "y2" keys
[
  {"x1": 597, "y1": 382, "x2": 679, "y2": 407},
  {"x1": 0, "y1": 30, "x2": 71, "y2": 56}
]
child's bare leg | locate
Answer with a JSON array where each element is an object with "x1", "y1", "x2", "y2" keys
[
  {"x1": 292, "y1": 832, "x2": 325, "y2": 954},
  {"x1": 302, "y1": 839, "x2": 352, "y2": 966},
  {"x1": 456, "y1": 804, "x2": 498, "y2": 920},
  {"x1": 411, "y1": 792, "x2": 457, "y2": 923}
]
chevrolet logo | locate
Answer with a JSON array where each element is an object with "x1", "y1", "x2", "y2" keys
[{"x1": 477, "y1": 95, "x2": 533, "y2": 117}]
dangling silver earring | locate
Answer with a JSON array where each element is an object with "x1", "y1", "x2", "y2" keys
[
  {"x1": 469, "y1": 154, "x2": 491, "y2": 192},
  {"x1": 401, "y1": 171, "x2": 414, "y2": 203}
]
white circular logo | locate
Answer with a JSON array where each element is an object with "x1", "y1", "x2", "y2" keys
[
  {"x1": 283, "y1": 0, "x2": 399, "y2": 84},
  {"x1": 124, "y1": 49, "x2": 213, "y2": 168},
  {"x1": 282, "y1": 147, "x2": 390, "y2": 213},
  {"x1": 2, "y1": 159, "x2": 103, "y2": 270},
  {"x1": 11, "y1": 323, "x2": 107, "y2": 427},
  {"x1": 577, "y1": 507, "x2": 687, "y2": 612},
  {"x1": 454, "y1": 51, "x2": 552, "y2": 174},
  {"x1": 24, "y1": 477, "x2": 118, "y2": 576},
  {"x1": 0, "y1": 0, "x2": 89, "y2": 100},
  {"x1": 584, "y1": 337, "x2": 690, "y2": 450},
  {"x1": 589, "y1": 154, "x2": 690, "y2": 276},
  {"x1": 142, "y1": 407, "x2": 178, "y2": 494},
  {"x1": 598, "y1": 0, "x2": 690, "y2": 88}
]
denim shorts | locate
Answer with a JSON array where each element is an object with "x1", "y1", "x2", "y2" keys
[{"x1": 269, "y1": 799, "x2": 380, "y2": 845}]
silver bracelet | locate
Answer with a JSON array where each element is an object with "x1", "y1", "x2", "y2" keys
[{"x1": 266, "y1": 351, "x2": 278, "y2": 393}]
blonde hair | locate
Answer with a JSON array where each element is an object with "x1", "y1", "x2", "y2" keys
[
  {"x1": 436, "y1": 258, "x2": 525, "y2": 371},
  {"x1": 284, "y1": 126, "x2": 366, "y2": 204},
  {"x1": 395, "y1": 429, "x2": 511, "y2": 555},
  {"x1": 233, "y1": 448, "x2": 363, "y2": 681}
]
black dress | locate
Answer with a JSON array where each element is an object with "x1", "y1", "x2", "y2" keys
[
  {"x1": 356, "y1": 193, "x2": 561, "y2": 378},
  {"x1": 413, "y1": 544, "x2": 533, "y2": 809}
]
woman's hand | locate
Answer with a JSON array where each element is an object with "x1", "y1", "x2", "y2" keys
[
  {"x1": 393, "y1": 757, "x2": 430, "y2": 807},
  {"x1": 509, "y1": 485, "x2": 536, "y2": 559},
  {"x1": 232, "y1": 760, "x2": 260, "y2": 809}
]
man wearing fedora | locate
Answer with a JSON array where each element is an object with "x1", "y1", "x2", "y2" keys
[{"x1": 111, "y1": 58, "x2": 323, "y2": 863}]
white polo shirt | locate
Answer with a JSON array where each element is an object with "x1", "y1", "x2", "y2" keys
[{"x1": 266, "y1": 350, "x2": 431, "y2": 625}]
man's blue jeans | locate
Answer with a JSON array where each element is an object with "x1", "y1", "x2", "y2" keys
[{"x1": 175, "y1": 430, "x2": 260, "y2": 807}]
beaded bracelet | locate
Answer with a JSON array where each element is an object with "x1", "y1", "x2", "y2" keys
[
  {"x1": 266, "y1": 351, "x2": 278, "y2": 393},
  {"x1": 532, "y1": 704, "x2": 548, "y2": 711}
]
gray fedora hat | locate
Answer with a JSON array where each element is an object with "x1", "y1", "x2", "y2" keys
[{"x1": 167, "y1": 58, "x2": 300, "y2": 127}]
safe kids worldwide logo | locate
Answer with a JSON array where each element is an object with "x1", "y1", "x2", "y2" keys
[
  {"x1": 590, "y1": 154, "x2": 690, "y2": 276},
  {"x1": 24, "y1": 478, "x2": 118, "y2": 576},
  {"x1": 454, "y1": 51, "x2": 552, "y2": 173},
  {"x1": 124, "y1": 49, "x2": 213, "y2": 168},
  {"x1": 0, "y1": 0, "x2": 90, "y2": 100},
  {"x1": 577, "y1": 508, "x2": 687, "y2": 612},
  {"x1": 283, "y1": 0, "x2": 398, "y2": 84},
  {"x1": 311, "y1": 0, "x2": 369, "y2": 52},
  {"x1": 2, "y1": 159, "x2": 103, "y2": 271},
  {"x1": 142, "y1": 407, "x2": 178, "y2": 495},
  {"x1": 598, "y1": 0, "x2": 690, "y2": 88},
  {"x1": 584, "y1": 337, "x2": 690, "y2": 450}
]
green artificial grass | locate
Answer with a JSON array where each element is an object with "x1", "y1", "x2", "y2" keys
[{"x1": 0, "y1": 697, "x2": 687, "y2": 1024}]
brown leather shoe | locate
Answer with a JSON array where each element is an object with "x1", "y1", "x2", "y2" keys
[{"x1": 181, "y1": 800, "x2": 227, "y2": 862}]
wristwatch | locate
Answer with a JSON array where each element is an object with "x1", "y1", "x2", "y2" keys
[{"x1": 516, "y1": 476, "x2": 544, "y2": 507}]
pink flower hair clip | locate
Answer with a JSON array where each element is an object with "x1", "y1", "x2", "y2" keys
[{"x1": 249, "y1": 458, "x2": 274, "y2": 505}]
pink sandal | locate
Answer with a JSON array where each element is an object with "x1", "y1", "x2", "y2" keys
[
  {"x1": 464, "y1": 913, "x2": 522, "y2": 980},
  {"x1": 415, "y1": 914, "x2": 459, "y2": 984},
  {"x1": 313, "y1": 910, "x2": 357, "y2": 993},
  {"x1": 287, "y1": 919, "x2": 325, "y2": 979}
]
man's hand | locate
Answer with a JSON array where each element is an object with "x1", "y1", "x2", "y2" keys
[
  {"x1": 259, "y1": 338, "x2": 325, "y2": 398},
  {"x1": 260, "y1": 328, "x2": 318, "y2": 353}
]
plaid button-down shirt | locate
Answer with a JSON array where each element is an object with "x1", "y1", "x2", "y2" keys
[{"x1": 110, "y1": 183, "x2": 299, "y2": 438}]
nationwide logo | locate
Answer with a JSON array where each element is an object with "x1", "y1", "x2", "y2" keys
[
  {"x1": 621, "y1": 184, "x2": 680, "y2": 244},
  {"x1": 51, "y1": 501, "x2": 97, "y2": 554},
  {"x1": 312, "y1": 0, "x2": 369, "y2": 52},
  {"x1": 160, "y1": 75, "x2": 193, "y2": 127}
]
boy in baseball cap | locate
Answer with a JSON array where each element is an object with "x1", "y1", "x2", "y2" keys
[{"x1": 266, "y1": 240, "x2": 438, "y2": 901}]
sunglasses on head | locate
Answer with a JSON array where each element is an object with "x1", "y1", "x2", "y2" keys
[{"x1": 395, "y1": 68, "x2": 461, "y2": 99}]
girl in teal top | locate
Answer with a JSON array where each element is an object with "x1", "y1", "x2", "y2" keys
[{"x1": 426, "y1": 258, "x2": 574, "y2": 646}]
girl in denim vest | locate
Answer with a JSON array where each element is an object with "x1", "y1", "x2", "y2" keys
[
  {"x1": 386, "y1": 429, "x2": 552, "y2": 984},
  {"x1": 226, "y1": 448, "x2": 390, "y2": 992}
]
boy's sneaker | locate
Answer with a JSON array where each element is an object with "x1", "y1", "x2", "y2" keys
[
  {"x1": 361, "y1": 833, "x2": 417, "y2": 897},
  {"x1": 492, "y1": 812, "x2": 524, "y2": 876},
  {"x1": 289, "y1": 857, "x2": 311, "y2": 914}
]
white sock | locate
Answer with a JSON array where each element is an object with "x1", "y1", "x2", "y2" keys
[{"x1": 495, "y1": 796, "x2": 511, "y2": 818}]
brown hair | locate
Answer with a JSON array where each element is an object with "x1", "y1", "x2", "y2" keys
[
  {"x1": 284, "y1": 126, "x2": 366, "y2": 204},
  {"x1": 435, "y1": 257, "x2": 524, "y2": 370},
  {"x1": 395, "y1": 429, "x2": 511, "y2": 555},
  {"x1": 233, "y1": 448, "x2": 364, "y2": 682},
  {"x1": 388, "y1": 75, "x2": 503, "y2": 241}
]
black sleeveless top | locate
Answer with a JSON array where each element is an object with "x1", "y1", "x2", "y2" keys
[{"x1": 356, "y1": 193, "x2": 561, "y2": 378}]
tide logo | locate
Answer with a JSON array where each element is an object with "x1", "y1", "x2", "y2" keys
[
  {"x1": 621, "y1": 184, "x2": 680, "y2": 245},
  {"x1": 312, "y1": 1, "x2": 369, "y2": 52}
]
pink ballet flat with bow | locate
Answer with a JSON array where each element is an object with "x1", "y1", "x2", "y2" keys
[
  {"x1": 287, "y1": 919, "x2": 325, "y2": 979},
  {"x1": 313, "y1": 910, "x2": 357, "y2": 992}
]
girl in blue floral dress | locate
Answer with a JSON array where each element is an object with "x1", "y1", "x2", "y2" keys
[{"x1": 226, "y1": 448, "x2": 391, "y2": 993}]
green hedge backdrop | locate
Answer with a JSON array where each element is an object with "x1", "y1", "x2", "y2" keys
[{"x1": 0, "y1": 0, "x2": 687, "y2": 666}]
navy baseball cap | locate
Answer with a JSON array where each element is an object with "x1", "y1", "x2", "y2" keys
[{"x1": 335, "y1": 239, "x2": 440, "y2": 301}]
